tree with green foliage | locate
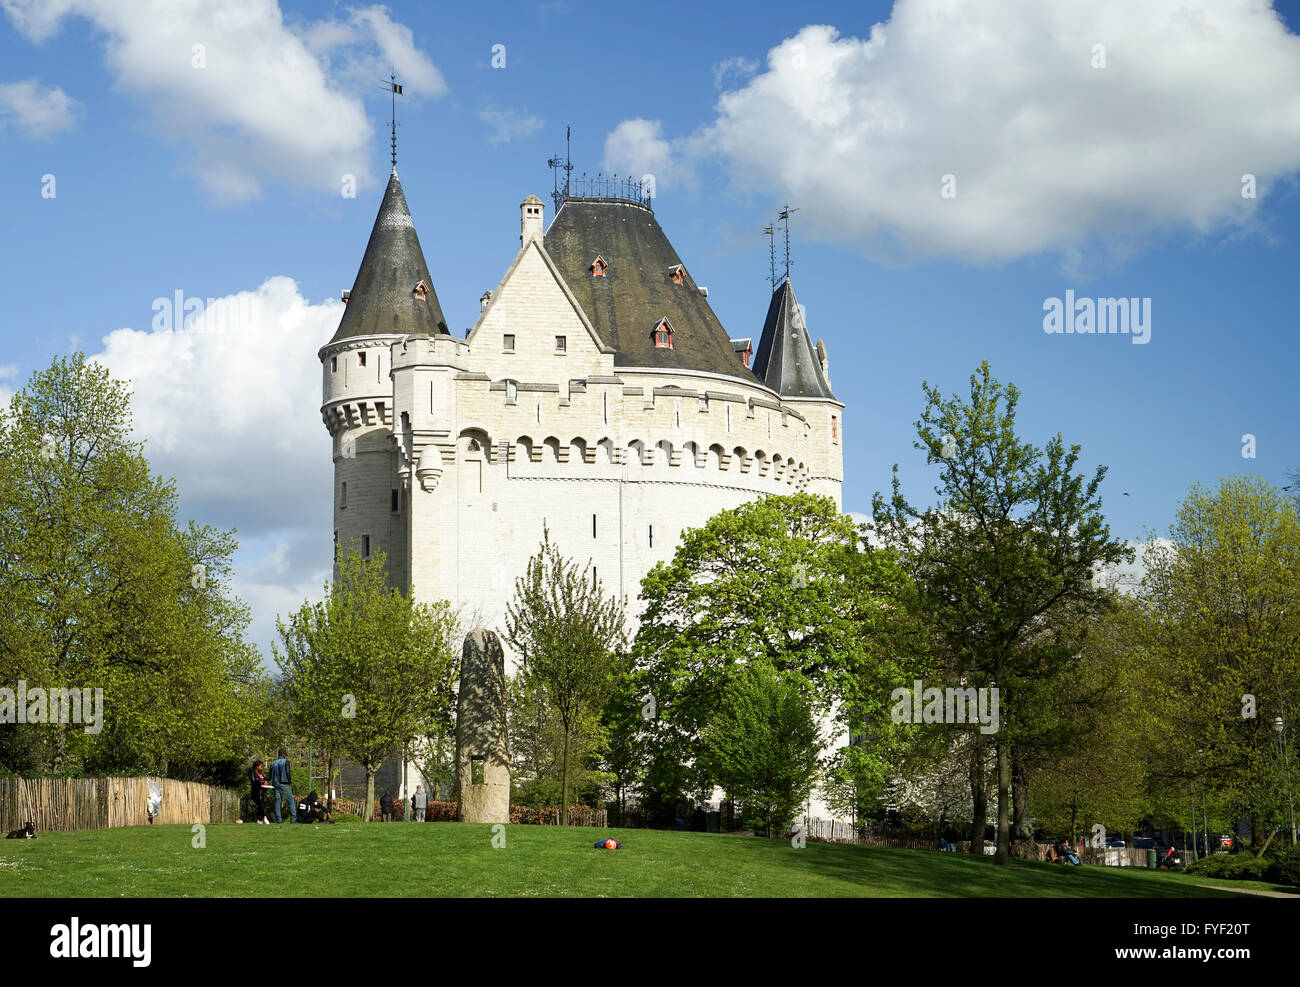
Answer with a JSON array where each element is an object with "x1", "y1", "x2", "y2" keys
[
  {"x1": 700, "y1": 662, "x2": 821, "y2": 836},
  {"x1": 274, "y1": 547, "x2": 459, "y2": 820},
  {"x1": 634, "y1": 492, "x2": 913, "y2": 805},
  {"x1": 1135, "y1": 475, "x2": 1300, "y2": 851},
  {"x1": 504, "y1": 525, "x2": 627, "y2": 824},
  {"x1": 506, "y1": 671, "x2": 611, "y2": 807},
  {"x1": 870, "y1": 362, "x2": 1132, "y2": 865},
  {"x1": 0, "y1": 353, "x2": 266, "y2": 775}
]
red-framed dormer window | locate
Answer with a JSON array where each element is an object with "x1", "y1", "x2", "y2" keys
[
  {"x1": 653, "y1": 317, "x2": 674, "y2": 349},
  {"x1": 591, "y1": 256, "x2": 607, "y2": 277},
  {"x1": 412, "y1": 280, "x2": 429, "y2": 301},
  {"x1": 669, "y1": 264, "x2": 685, "y2": 285}
]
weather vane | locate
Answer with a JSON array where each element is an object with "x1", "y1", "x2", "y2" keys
[
  {"x1": 547, "y1": 124, "x2": 574, "y2": 211},
  {"x1": 382, "y1": 73, "x2": 403, "y2": 168},
  {"x1": 778, "y1": 204, "x2": 800, "y2": 284},
  {"x1": 763, "y1": 222, "x2": 776, "y2": 290}
]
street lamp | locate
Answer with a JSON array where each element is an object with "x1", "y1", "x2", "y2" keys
[{"x1": 1275, "y1": 717, "x2": 1296, "y2": 847}]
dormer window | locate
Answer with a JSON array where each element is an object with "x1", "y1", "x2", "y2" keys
[
  {"x1": 411, "y1": 280, "x2": 429, "y2": 301},
  {"x1": 590, "y1": 256, "x2": 607, "y2": 277},
  {"x1": 341, "y1": 290, "x2": 350, "y2": 303},
  {"x1": 652, "y1": 317, "x2": 674, "y2": 350},
  {"x1": 668, "y1": 264, "x2": 685, "y2": 285}
]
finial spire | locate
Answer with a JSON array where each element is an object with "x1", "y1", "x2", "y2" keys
[
  {"x1": 385, "y1": 73, "x2": 404, "y2": 169},
  {"x1": 778, "y1": 204, "x2": 799, "y2": 283}
]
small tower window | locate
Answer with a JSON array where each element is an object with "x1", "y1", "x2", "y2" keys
[
  {"x1": 505, "y1": 380, "x2": 517, "y2": 403},
  {"x1": 555, "y1": 335, "x2": 567, "y2": 352},
  {"x1": 362, "y1": 534, "x2": 371, "y2": 557},
  {"x1": 341, "y1": 481, "x2": 347, "y2": 508},
  {"x1": 648, "y1": 524, "x2": 654, "y2": 549},
  {"x1": 412, "y1": 280, "x2": 429, "y2": 301},
  {"x1": 503, "y1": 334, "x2": 515, "y2": 352},
  {"x1": 333, "y1": 530, "x2": 338, "y2": 562},
  {"x1": 391, "y1": 489, "x2": 399, "y2": 513},
  {"x1": 668, "y1": 264, "x2": 685, "y2": 285},
  {"x1": 652, "y1": 318, "x2": 674, "y2": 349},
  {"x1": 590, "y1": 256, "x2": 607, "y2": 277},
  {"x1": 341, "y1": 290, "x2": 350, "y2": 304},
  {"x1": 358, "y1": 351, "x2": 367, "y2": 368},
  {"x1": 592, "y1": 513, "x2": 597, "y2": 538},
  {"x1": 331, "y1": 356, "x2": 338, "y2": 372},
  {"x1": 832, "y1": 416, "x2": 839, "y2": 442}
]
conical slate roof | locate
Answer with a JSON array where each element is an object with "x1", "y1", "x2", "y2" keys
[
  {"x1": 545, "y1": 199, "x2": 758, "y2": 381},
  {"x1": 753, "y1": 279, "x2": 835, "y2": 399},
  {"x1": 330, "y1": 168, "x2": 448, "y2": 343}
]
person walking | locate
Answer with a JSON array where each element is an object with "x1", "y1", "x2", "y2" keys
[
  {"x1": 270, "y1": 748, "x2": 297, "y2": 823},
  {"x1": 380, "y1": 790, "x2": 394, "y2": 822},
  {"x1": 411, "y1": 784, "x2": 427, "y2": 822},
  {"x1": 248, "y1": 760, "x2": 270, "y2": 824}
]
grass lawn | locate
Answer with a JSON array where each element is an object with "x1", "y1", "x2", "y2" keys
[{"x1": 0, "y1": 823, "x2": 1280, "y2": 897}]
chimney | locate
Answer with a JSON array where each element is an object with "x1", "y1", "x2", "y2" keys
[
  {"x1": 480, "y1": 291, "x2": 493, "y2": 311},
  {"x1": 520, "y1": 194, "x2": 544, "y2": 245}
]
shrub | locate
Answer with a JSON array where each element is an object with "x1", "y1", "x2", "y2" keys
[
  {"x1": 1269, "y1": 845, "x2": 1300, "y2": 886},
  {"x1": 332, "y1": 812, "x2": 361, "y2": 823},
  {"x1": 1187, "y1": 854, "x2": 1272, "y2": 881}
]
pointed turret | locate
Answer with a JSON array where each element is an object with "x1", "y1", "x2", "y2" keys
[
  {"x1": 331, "y1": 167, "x2": 449, "y2": 343},
  {"x1": 752, "y1": 279, "x2": 834, "y2": 399}
]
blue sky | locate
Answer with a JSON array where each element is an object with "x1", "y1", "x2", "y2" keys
[{"x1": 2, "y1": 0, "x2": 1299, "y2": 657}]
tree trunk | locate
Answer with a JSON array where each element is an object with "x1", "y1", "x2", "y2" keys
[
  {"x1": 560, "y1": 727, "x2": 571, "y2": 826},
  {"x1": 365, "y1": 765, "x2": 376, "y2": 822},
  {"x1": 995, "y1": 737, "x2": 1011, "y2": 866},
  {"x1": 1011, "y1": 753, "x2": 1036, "y2": 859},
  {"x1": 969, "y1": 733, "x2": 986, "y2": 855}
]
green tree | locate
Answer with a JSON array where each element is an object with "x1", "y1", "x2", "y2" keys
[
  {"x1": 0, "y1": 353, "x2": 265, "y2": 774},
  {"x1": 504, "y1": 525, "x2": 626, "y2": 824},
  {"x1": 274, "y1": 547, "x2": 459, "y2": 820},
  {"x1": 870, "y1": 362, "x2": 1132, "y2": 865},
  {"x1": 700, "y1": 662, "x2": 821, "y2": 836},
  {"x1": 506, "y1": 672, "x2": 611, "y2": 807},
  {"x1": 1136, "y1": 476, "x2": 1300, "y2": 851},
  {"x1": 634, "y1": 493, "x2": 912, "y2": 805}
]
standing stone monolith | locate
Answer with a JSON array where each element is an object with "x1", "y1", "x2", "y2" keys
[{"x1": 455, "y1": 629, "x2": 510, "y2": 823}]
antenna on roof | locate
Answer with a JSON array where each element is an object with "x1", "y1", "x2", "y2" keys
[
  {"x1": 778, "y1": 204, "x2": 799, "y2": 284},
  {"x1": 763, "y1": 222, "x2": 776, "y2": 291},
  {"x1": 547, "y1": 124, "x2": 574, "y2": 211},
  {"x1": 382, "y1": 73, "x2": 404, "y2": 169}
]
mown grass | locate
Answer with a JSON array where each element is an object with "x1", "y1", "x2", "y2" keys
[{"x1": 0, "y1": 823, "x2": 1265, "y2": 897}]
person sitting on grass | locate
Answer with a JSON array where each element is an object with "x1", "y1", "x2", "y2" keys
[{"x1": 1055, "y1": 838, "x2": 1079, "y2": 865}]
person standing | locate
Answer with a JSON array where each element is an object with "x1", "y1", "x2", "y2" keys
[
  {"x1": 380, "y1": 790, "x2": 394, "y2": 822},
  {"x1": 412, "y1": 784, "x2": 427, "y2": 822},
  {"x1": 248, "y1": 760, "x2": 269, "y2": 824},
  {"x1": 270, "y1": 748, "x2": 297, "y2": 823}
]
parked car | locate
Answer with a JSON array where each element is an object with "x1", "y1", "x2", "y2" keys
[{"x1": 1105, "y1": 838, "x2": 1127, "y2": 849}]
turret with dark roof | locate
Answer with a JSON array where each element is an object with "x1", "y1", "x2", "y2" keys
[
  {"x1": 330, "y1": 167, "x2": 448, "y2": 343},
  {"x1": 753, "y1": 279, "x2": 835, "y2": 400},
  {"x1": 544, "y1": 198, "x2": 756, "y2": 381}
]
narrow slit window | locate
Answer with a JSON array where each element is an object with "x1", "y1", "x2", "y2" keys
[
  {"x1": 341, "y1": 481, "x2": 347, "y2": 508},
  {"x1": 648, "y1": 524, "x2": 654, "y2": 549},
  {"x1": 331, "y1": 356, "x2": 337, "y2": 372},
  {"x1": 362, "y1": 534, "x2": 370, "y2": 557},
  {"x1": 592, "y1": 513, "x2": 597, "y2": 538},
  {"x1": 358, "y1": 351, "x2": 367, "y2": 367},
  {"x1": 391, "y1": 489, "x2": 399, "y2": 513}
]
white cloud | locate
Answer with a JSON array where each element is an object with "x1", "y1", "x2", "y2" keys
[
  {"x1": 0, "y1": 78, "x2": 76, "y2": 138},
  {"x1": 602, "y1": 117, "x2": 692, "y2": 191},
  {"x1": 479, "y1": 106, "x2": 544, "y2": 145},
  {"x1": 0, "y1": 0, "x2": 444, "y2": 201},
  {"x1": 88, "y1": 275, "x2": 337, "y2": 662},
  {"x1": 617, "y1": 1, "x2": 1300, "y2": 264},
  {"x1": 712, "y1": 55, "x2": 757, "y2": 90}
]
